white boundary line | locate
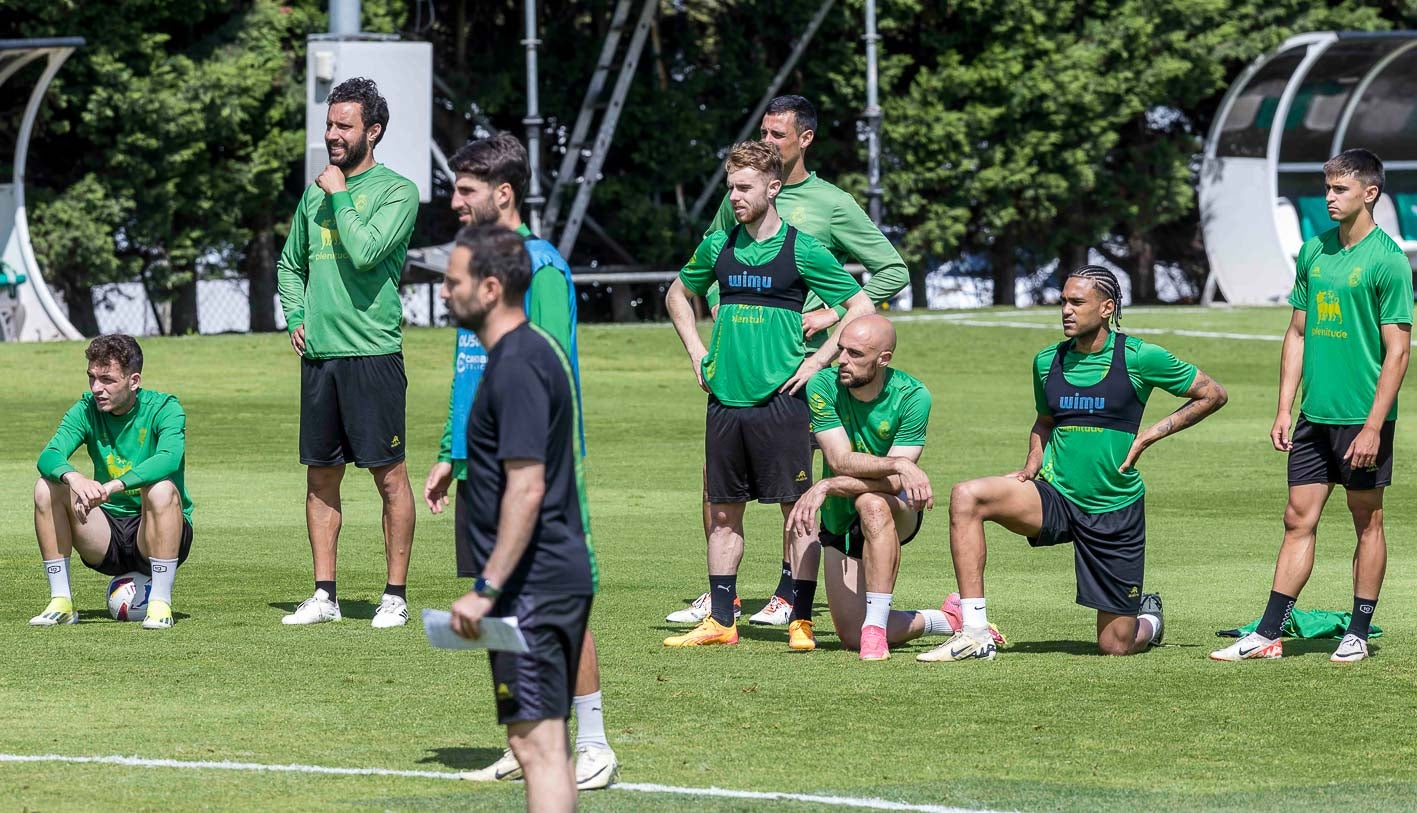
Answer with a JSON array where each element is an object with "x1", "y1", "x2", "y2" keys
[{"x1": 0, "y1": 753, "x2": 1008, "y2": 813}]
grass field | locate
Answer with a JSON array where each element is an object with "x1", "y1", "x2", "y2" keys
[{"x1": 5, "y1": 306, "x2": 1417, "y2": 812}]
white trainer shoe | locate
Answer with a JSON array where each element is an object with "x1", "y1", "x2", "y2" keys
[
  {"x1": 916, "y1": 628, "x2": 998, "y2": 662},
  {"x1": 281, "y1": 589, "x2": 341, "y2": 625},
  {"x1": 749, "y1": 594, "x2": 792, "y2": 626},
  {"x1": 457, "y1": 748, "x2": 522, "y2": 782},
  {"x1": 30, "y1": 596, "x2": 78, "y2": 627},
  {"x1": 666, "y1": 592, "x2": 741, "y2": 624},
  {"x1": 575, "y1": 744, "x2": 619, "y2": 790},
  {"x1": 1330, "y1": 633, "x2": 1368, "y2": 663},
  {"x1": 1209, "y1": 631, "x2": 1282, "y2": 661},
  {"x1": 371, "y1": 594, "x2": 409, "y2": 628}
]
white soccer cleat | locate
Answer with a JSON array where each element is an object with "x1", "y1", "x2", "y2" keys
[
  {"x1": 574, "y1": 744, "x2": 620, "y2": 790},
  {"x1": 666, "y1": 592, "x2": 740, "y2": 624},
  {"x1": 457, "y1": 748, "x2": 522, "y2": 782},
  {"x1": 1330, "y1": 633, "x2": 1368, "y2": 663},
  {"x1": 1209, "y1": 632, "x2": 1282, "y2": 662},
  {"x1": 29, "y1": 596, "x2": 78, "y2": 627},
  {"x1": 916, "y1": 629, "x2": 997, "y2": 662},
  {"x1": 371, "y1": 594, "x2": 409, "y2": 629},
  {"x1": 281, "y1": 589, "x2": 342, "y2": 625},
  {"x1": 748, "y1": 594, "x2": 791, "y2": 626}
]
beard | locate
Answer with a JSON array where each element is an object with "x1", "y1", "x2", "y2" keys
[
  {"x1": 328, "y1": 133, "x2": 370, "y2": 170},
  {"x1": 449, "y1": 294, "x2": 490, "y2": 333},
  {"x1": 734, "y1": 197, "x2": 770, "y2": 224},
  {"x1": 839, "y1": 366, "x2": 878, "y2": 389},
  {"x1": 460, "y1": 197, "x2": 500, "y2": 226}
]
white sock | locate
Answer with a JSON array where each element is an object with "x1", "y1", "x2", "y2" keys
[
  {"x1": 572, "y1": 691, "x2": 608, "y2": 750},
  {"x1": 1138, "y1": 614, "x2": 1161, "y2": 645},
  {"x1": 43, "y1": 557, "x2": 71, "y2": 599},
  {"x1": 961, "y1": 597, "x2": 989, "y2": 632},
  {"x1": 864, "y1": 592, "x2": 892, "y2": 630},
  {"x1": 148, "y1": 558, "x2": 178, "y2": 605},
  {"x1": 917, "y1": 608, "x2": 953, "y2": 635}
]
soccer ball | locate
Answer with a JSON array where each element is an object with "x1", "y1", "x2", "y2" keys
[{"x1": 107, "y1": 573, "x2": 151, "y2": 621}]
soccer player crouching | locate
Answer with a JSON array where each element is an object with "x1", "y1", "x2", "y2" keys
[
  {"x1": 32, "y1": 335, "x2": 194, "y2": 630},
  {"x1": 924, "y1": 266, "x2": 1227, "y2": 662},
  {"x1": 786, "y1": 315, "x2": 1002, "y2": 659}
]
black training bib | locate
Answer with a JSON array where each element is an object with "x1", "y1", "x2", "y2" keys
[
  {"x1": 714, "y1": 224, "x2": 808, "y2": 311},
  {"x1": 1045, "y1": 332, "x2": 1145, "y2": 434}
]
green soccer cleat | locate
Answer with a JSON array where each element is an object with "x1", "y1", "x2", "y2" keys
[{"x1": 141, "y1": 599, "x2": 175, "y2": 630}]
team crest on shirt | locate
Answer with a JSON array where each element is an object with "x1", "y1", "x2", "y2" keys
[
  {"x1": 1349, "y1": 267, "x2": 1363, "y2": 287},
  {"x1": 354, "y1": 193, "x2": 369, "y2": 212},
  {"x1": 876, "y1": 419, "x2": 892, "y2": 437}
]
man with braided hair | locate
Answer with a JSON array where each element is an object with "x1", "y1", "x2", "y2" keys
[{"x1": 920, "y1": 265, "x2": 1229, "y2": 662}]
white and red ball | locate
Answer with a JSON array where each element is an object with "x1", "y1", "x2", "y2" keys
[{"x1": 107, "y1": 573, "x2": 151, "y2": 621}]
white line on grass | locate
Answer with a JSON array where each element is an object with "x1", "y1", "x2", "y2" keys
[{"x1": 0, "y1": 753, "x2": 1006, "y2": 813}]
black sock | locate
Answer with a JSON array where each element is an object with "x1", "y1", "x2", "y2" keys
[
  {"x1": 1256, "y1": 590, "x2": 1296, "y2": 639},
  {"x1": 709, "y1": 575, "x2": 737, "y2": 626},
  {"x1": 315, "y1": 580, "x2": 337, "y2": 603},
  {"x1": 773, "y1": 560, "x2": 796, "y2": 602},
  {"x1": 790, "y1": 579, "x2": 817, "y2": 622},
  {"x1": 1347, "y1": 595, "x2": 1378, "y2": 639},
  {"x1": 383, "y1": 583, "x2": 407, "y2": 600}
]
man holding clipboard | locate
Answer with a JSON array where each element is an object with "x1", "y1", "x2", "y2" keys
[{"x1": 443, "y1": 224, "x2": 597, "y2": 813}]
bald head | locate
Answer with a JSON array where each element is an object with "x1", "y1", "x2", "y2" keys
[
  {"x1": 841, "y1": 314, "x2": 897, "y2": 353},
  {"x1": 835, "y1": 314, "x2": 896, "y2": 390}
]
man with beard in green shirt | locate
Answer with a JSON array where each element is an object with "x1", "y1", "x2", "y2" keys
[
  {"x1": 33, "y1": 335, "x2": 193, "y2": 630},
  {"x1": 1213, "y1": 149, "x2": 1412, "y2": 664},
  {"x1": 276, "y1": 77, "x2": 420, "y2": 629},
  {"x1": 663, "y1": 140, "x2": 874, "y2": 649},
  {"x1": 926, "y1": 266, "x2": 1228, "y2": 662},
  {"x1": 666, "y1": 95, "x2": 911, "y2": 629}
]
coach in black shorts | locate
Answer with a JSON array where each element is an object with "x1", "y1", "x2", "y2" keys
[
  {"x1": 275, "y1": 79, "x2": 420, "y2": 628},
  {"x1": 445, "y1": 225, "x2": 596, "y2": 812}
]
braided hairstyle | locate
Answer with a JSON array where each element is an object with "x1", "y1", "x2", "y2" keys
[{"x1": 1065, "y1": 264, "x2": 1122, "y2": 329}]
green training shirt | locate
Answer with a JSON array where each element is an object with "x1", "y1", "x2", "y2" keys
[
  {"x1": 276, "y1": 163, "x2": 419, "y2": 359},
  {"x1": 1289, "y1": 225, "x2": 1413, "y2": 424},
  {"x1": 807, "y1": 366, "x2": 931, "y2": 535},
  {"x1": 679, "y1": 222, "x2": 862, "y2": 406},
  {"x1": 1031, "y1": 332, "x2": 1197, "y2": 514},
  {"x1": 706, "y1": 172, "x2": 908, "y2": 346},
  {"x1": 37, "y1": 389, "x2": 194, "y2": 522},
  {"x1": 439, "y1": 223, "x2": 570, "y2": 479}
]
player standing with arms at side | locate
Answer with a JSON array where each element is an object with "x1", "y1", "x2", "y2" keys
[
  {"x1": 668, "y1": 95, "x2": 911, "y2": 628},
  {"x1": 423, "y1": 133, "x2": 617, "y2": 789},
  {"x1": 444, "y1": 225, "x2": 597, "y2": 813},
  {"x1": 927, "y1": 266, "x2": 1227, "y2": 661},
  {"x1": 275, "y1": 77, "x2": 420, "y2": 628},
  {"x1": 32, "y1": 335, "x2": 193, "y2": 630},
  {"x1": 1212, "y1": 149, "x2": 1411, "y2": 664}
]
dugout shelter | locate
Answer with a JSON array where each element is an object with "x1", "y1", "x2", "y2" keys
[{"x1": 1201, "y1": 31, "x2": 1417, "y2": 305}]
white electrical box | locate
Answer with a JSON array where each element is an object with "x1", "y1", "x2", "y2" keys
[{"x1": 305, "y1": 40, "x2": 432, "y2": 202}]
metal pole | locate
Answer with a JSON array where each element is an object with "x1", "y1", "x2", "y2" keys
[
  {"x1": 329, "y1": 0, "x2": 361, "y2": 35},
  {"x1": 863, "y1": 0, "x2": 883, "y2": 225},
  {"x1": 523, "y1": 0, "x2": 545, "y2": 234},
  {"x1": 686, "y1": 0, "x2": 836, "y2": 225}
]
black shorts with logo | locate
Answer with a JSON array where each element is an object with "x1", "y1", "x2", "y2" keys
[
  {"x1": 1028, "y1": 480, "x2": 1146, "y2": 615},
  {"x1": 299, "y1": 353, "x2": 407, "y2": 468},
  {"x1": 1288, "y1": 417, "x2": 1394, "y2": 490},
  {"x1": 488, "y1": 592, "x2": 592, "y2": 726},
  {"x1": 86, "y1": 511, "x2": 194, "y2": 577},
  {"x1": 820, "y1": 509, "x2": 924, "y2": 559},
  {"x1": 705, "y1": 390, "x2": 811, "y2": 504}
]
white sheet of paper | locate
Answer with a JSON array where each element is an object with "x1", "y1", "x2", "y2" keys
[{"x1": 421, "y1": 608, "x2": 530, "y2": 653}]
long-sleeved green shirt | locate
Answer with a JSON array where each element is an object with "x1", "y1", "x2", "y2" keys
[
  {"x1": 276, "y1": 163, "x2": 419, "y2": 359},
  {"x1": 437, "y1": 223, "x2": 571, "y2": 478},
  {"x1": 37, "y1": 389, "x2": 194, "y2": 521},
  {"x1": 705, "y1": 172, "x2": 908, "y2": 345}
]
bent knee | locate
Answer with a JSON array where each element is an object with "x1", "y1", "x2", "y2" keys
[
  {"x1": 1096, "y1": 638, "x2": 1134, "y2": 657},
  {"x1": 142, "y1": 480, "x2": 180, "y2": 510},
  {"x1": 34, "y1": 477, "x2": 56, "y2": 508},
  {"x1": 855, "y1": 492, "x2": 893, "y2": 522},
  {"x1": 949, "y1": 480, "x2": 986, "y2": 517}
]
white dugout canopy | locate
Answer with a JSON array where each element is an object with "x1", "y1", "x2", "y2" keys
[{"x1": 1201, "y1": 32, "x2": 1417, "y2": 305}]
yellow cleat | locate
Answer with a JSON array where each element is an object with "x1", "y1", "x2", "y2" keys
[
  {"x1": 663, "y1": 617, "x2": 738, "y2": 647},
  {"x1": 29, "y1": 596, "x2": 77, "y2": 627},
  {"x1": 141, "y1": 599, "x2": 174, "y2": 630},
  {"x1": 787, "y1": 618, "x2": 816, "y2": 651}
]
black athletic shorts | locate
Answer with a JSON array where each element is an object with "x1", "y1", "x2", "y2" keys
[
  {"x1": 488, "y1": 592, "x2": 592, "y2": 726},
  {"x1": 299, "y1": 353, "x2": 407, "y2": 468},
  {"x1": 820, "y1": 509, "x2": 924, "y2": 559},
  {"x1": 86, "y1": 511, "x2": 194, "y2": 577},
  {"x1": 1288, "y1": 417, "x2": 1394, "y2": 490},
  {"x1": 1028, "y1": 480, "x2": 1145, "y2": 615},
  {"x1": 705, "y1": 390, "x2": 811, "y2": 504}
]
